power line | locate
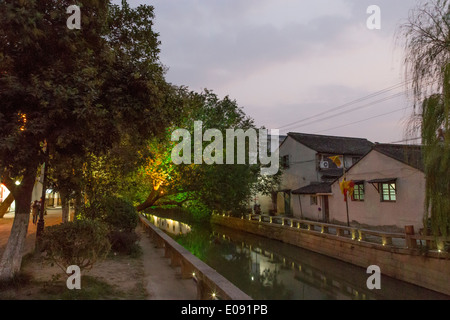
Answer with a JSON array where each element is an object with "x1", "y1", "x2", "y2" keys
[
  {"x1": 315, "y1": 106, "x2": 411, "y2": 134},
  {"x1": 281, "y1": 91, "x2": 406, "y2": 133},
  {"x1": 388, "y1": 137, "x2": 422, "y2": 144},
  {"x1": 278, "y1": 80, "x2": 412, "y2": 130}
]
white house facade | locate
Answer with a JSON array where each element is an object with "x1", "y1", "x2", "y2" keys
[
  {"x1": 274, "y1": 132, "x2": 373, "y2": 219},
  {"x1": 328, "y1": 144, "x2": 425, "y2": 231}
]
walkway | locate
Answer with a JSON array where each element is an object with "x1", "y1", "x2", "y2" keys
[
  {"x1": 0, "y1": 208, "x2": 62, "y2": 258},
  {"x1": 0, "y1": 208, "x2": 197, "y2": 300},
  {"x1": 137, "y1": 226, "x2": 197, "y2": 299}
]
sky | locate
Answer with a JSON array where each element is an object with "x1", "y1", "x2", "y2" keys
[{"x1": 114, "y1": 0, "x2": 422, "y2": 144}]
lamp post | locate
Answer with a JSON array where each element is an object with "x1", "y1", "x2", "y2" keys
[{"x1": 36, "y1": 142, "x2": 49, "y2": 249}]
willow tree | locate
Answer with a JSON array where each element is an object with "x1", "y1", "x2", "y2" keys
[{"x1": 399, "y1": 0, "x2": 450, "y2": 237}]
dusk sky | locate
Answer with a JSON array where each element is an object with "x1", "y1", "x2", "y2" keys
[{"x1": 115, "y1": 0, "x2": 421, "y2": 144}]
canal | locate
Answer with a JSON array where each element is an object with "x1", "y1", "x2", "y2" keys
[{"x1": 143, "y1": 212, "x2": 449, "y2": 300}]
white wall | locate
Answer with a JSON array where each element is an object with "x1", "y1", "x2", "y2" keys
[
  {"x1": 329, "y1": 150, "x2": 426, "y2": 231},
  {"x1": 276, "y1": 137, "x2": 318, "y2": 216},
  {"x1": 0, "y1": 171, "x2": 44, "y2": 212},
  {"x1": 279, "y1": 136, "x2": 318, "y2": 191},
  {"x1": 293, "y1": 194, "x2": 324, "y2": 221},
  {"x1": 257, "y1": 136, "x2": 318, "y2": 215}
]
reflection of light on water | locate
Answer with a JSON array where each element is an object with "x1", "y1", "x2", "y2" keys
[
  {"x1": 146, "y1": 214, "x2": 192, "y2": 235},
  {"x1": 214, "y1": 230, "x2": 372, "y2": 300}
]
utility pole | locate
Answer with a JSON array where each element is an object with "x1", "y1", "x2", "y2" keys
[{"x1": 344, "y1": 165, "x2": 350, "y2": 227}]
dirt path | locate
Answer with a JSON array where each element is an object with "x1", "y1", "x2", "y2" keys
[{"x1": 0, "y1": 210, "x2": 197, "y2": 300}]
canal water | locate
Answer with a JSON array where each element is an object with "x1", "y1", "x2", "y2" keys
[{"x1": 143, "y1": 212, "x2": 449, "y2": 300}]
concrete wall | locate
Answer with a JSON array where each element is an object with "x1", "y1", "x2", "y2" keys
[
  {"x1": 211, "y1": 215, "x2": 450, "y2": 296},
  {"x1": 328, "y1": 150, "x2": 426, "y2": 231}
]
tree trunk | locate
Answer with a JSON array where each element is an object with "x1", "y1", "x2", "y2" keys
[
  {"x1": 0, "y1": 193, "x2": 14, "y2": 218},
  {"x1": 74, "y1": 190, "x2": 82, "y2": 218},
  {"x1": 136, "y1": 189, "x2": 161, "y2": 212},
  {"x1": 0, "y1": 172, "x2": 35, "y2": 281},
  {"x1": 60, "y1": 191, "x2": 70, "y2": 223}
]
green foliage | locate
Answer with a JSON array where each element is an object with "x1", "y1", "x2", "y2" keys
[
  {"x1": 400, "y1": 0, "x2": 450, "y2": 237},
  {"x1": 184, "y1": 200, "x2": 211, "y2": 221},
  {"x1": 79, "y1": 195, "x2": 140, "y2": 255},
  {"x1": 0, "y1": 0, "x2": 171, "y2": 207},
  {"x1": 102, "y1": 197, "x2": 139, "y2": 232},
  {"x1": 421, "y1": 67, "x2": 450, "y2": 237},
  {"x1": 82, "y1": 195, "x2": 138, "y2": 232},
  {"x1": 136, "y1": 89, "x2": 281, "y2": 217},
  {"x1": 41, "y1": 219, "x2": 111, "y2": 272}
]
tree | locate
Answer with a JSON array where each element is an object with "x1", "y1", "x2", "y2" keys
[
  {"x1": 0, "y1": 0, "x2": 169, "y2": 280},
  {"x1": 135, "y1": 89, "x2": 281, "y2": 217},
  {"x1": 399, "y1": 0, "x2": 450, "y2": 236}
]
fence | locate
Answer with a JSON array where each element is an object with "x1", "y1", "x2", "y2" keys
[
  {"x1": 217, "y1": 213, "x2": 449, "y2": 253},
  {"x1": 139, "y1": 214, "x2": 252, "y2": 300}
]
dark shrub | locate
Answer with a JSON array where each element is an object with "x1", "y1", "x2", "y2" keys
[
  {"x1": 81, "y1": 196, "x2": 139, "y2": 232},
  {"x1": 41, "y1": 220, "x2": 111, "y2": 272},
  {"x1": 100, "y1": 196, "x2": 139, "y2": 232},
  {"x1": 108, "y1": 230, "x2": 141, "y2": 256},
  {"x1": 78, "y1": 196, "x2": 140, "y2": 255}
]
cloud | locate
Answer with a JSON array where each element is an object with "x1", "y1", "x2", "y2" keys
[{"x1": 113, "y1": 0, "x2": 420, "y2": 143}]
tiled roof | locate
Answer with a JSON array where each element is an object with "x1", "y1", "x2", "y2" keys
[
  {"x1": 287, "y1": 132, "x2": 373, "y2": 155},
  {"x1": 292, "y1": 182, "x2": 332, "y2": 195},
  {"x1": 373, "y1": 143, "x2": 424, "y2": 171}
]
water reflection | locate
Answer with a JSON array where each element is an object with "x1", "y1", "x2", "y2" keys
[
  {"x1": 146, "y1": 213, "x2": 449, "y2": 300},
  {"x1": 144, "y1": 213, "x2": 192, "y2": 236}
]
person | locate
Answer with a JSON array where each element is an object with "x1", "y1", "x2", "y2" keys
[{"x1": 31, "y1": 200, "x2": 40, "y2": 225}]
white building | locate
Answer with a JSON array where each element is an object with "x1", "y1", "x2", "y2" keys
[
  {"x1": 0, "y1": 170, "x2": 60, "y2": 214},
  {"x1": 261, "y1": 132, "x2": 373, "y2": 218},
  {"x1": 328, "y1": 143, "x2": 425, "y2": 231}
]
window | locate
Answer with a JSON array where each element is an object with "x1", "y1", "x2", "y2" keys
[
  {"x1": 352, "y1": 182, "x2": 365, "y2": 201},
  {"x1": 310, "y1": 195, "x2": 318, "y2": 205},
  {"x1": 380, "y1": 182, "x2": 396, "y2": 202},
  {"x1": 281, "y1": 155, "x2": 290, "y2": 169}
]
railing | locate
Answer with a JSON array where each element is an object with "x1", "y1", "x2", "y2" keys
[
  {"x1": 139, "y1": 214, "x2": 252, "y2": 300},
  {"x1": 214, "y1": 213, "x2": 449, "y2": 253}
]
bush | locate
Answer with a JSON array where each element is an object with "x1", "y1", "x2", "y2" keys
[
  {"x1": 108, "y1": 230, "x2": 141, "y2": 257},
  {"x1": 81, "y1": 196, "x2": 139, "y2": 232},
  {"x1": 41, "y1": 219, "x2": 111, "y2": 272},
  {"x1": 78, "y1": 196, "x2": 140, "y2": 255},
  {"x1": 100, "y1": 196, "x2": 139, "y2": 232}
]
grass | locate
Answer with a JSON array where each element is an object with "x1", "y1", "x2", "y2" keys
[{"x1": 40, "y1": 275, "x2": 121, "y2": 300}]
